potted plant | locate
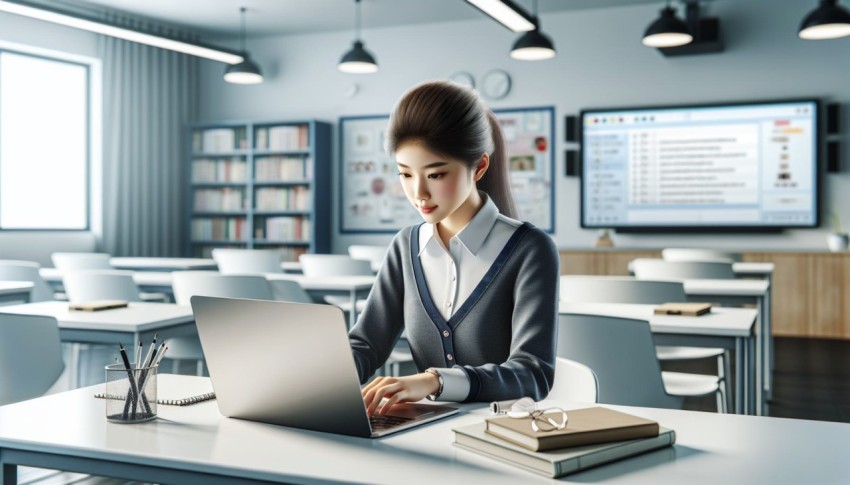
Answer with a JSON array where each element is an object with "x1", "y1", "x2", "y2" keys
[{"x1": 827, "y1": 209, "x2": 849, "y2": 252}]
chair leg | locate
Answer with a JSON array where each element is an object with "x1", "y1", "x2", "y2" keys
[
  {"x1": 195, "y1": 359, "x2": 204, "y2": 376},
  {"x1": 172, "y1": 359, "x2": 180, "y2": 374},
  {"x1": 719, "y1": 351, "x2": 732, "y2": 413}
]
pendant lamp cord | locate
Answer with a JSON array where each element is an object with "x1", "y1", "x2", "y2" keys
[
  {"x1": 240, "y1": 6, "x2": 247, "y2": 53},
  {"x1": 355, "y1": 0, "x2": 362, "y2": 42}
]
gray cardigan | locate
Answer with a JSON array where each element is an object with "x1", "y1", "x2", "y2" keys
[{"x1": 349, "y1": 222, "x2": 559, "y2": 402}]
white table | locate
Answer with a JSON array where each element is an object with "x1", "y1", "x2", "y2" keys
[
  {"x1": 0, "y1": 301, "x2": 195, "y2": 347},
  {"x1": 1, "y1": 375, "x2": 848, "y2": 485},
  {"x1": 109, "y1": 257, "x2": 217, "y2": 271},
  {"x1": 40, "y1": 268, "x2": 175, "y2": 294},
  {"x1": 0, "y1": 281, "x2": 33, "y2": 305},
  {"x1": 560, "y1": 302, "x2": 757, "y2": 415},
  {"x1": 682, "y1": 279, "x2": 771, "y2": 416},
  {"x1": 265, "y1": 274, "x2": 375, "y2": 328}
]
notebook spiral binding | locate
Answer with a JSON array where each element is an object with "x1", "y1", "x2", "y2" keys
[{"x1": 95, "y1": 392, "x2": 216, "y2": 406}]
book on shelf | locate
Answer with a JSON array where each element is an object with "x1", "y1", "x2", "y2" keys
[
  {"x1": 654, "y1": 302, "x2": 712, "y2": 316},
  {"x1": 454, "y1": 422, "x2": 675, "y2": 478},
  {"x1": 485, "y1": 406, "x2": 660, "y2": 452}
]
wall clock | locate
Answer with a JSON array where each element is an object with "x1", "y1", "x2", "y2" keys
[
  {"x1": 448, "y1": 71, "x2": 476, "y2": 90},
  {"x1": 481, "y1": 69, "x2": 511, "y2": 100}
]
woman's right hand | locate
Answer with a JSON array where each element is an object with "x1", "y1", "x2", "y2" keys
[{"x1": 361, "y1": 372, "x2": 440, "y2": 416}]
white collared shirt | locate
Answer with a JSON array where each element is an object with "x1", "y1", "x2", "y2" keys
[{"x1": 418, "y1": 192, "x2": 521, "y2": 400}]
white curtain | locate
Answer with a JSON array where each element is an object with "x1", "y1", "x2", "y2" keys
[{"x1": 98, "y1": 23, "x2": 198, "y2": 256}]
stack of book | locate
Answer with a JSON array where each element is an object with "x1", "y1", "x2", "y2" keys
[{"x1": 452, "y1": 407, "x2": 675, "y2": 478}]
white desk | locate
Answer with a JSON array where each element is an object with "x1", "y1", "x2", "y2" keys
[
  {"x1": 40, "y1": 269, "x2": 174, "y2": 294},
  {"x1": 0, "y1": 281, "x2": 33, "y2": 305},
  {"x1": 1, "y1": 375, "x2": 848, "y2": 485},
  {"x1": 560, "y1": 302, "x2": 756, "y2": 415},
  {"x1": 732, "y1": 261, "x2": 775, "y2": 277},
  {"x1": 682, "y1": 278, "x2": 771, "y2": 416},
  {"x1": 109, "y1": 257, "x2": 217, "y2": 271},
  {"x1": 265, "y1": 274, "x2": 375, "y2": 328},
  {"x1": 0, "y1": 301, "x2": 195, "y2": 347}
]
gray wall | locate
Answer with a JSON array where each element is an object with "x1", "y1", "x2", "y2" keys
[{"x1": 199, "y1": 0, "x2": 850, "y2": 254}]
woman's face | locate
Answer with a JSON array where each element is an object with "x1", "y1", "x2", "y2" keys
[{"x1": 395, "y1": 142, "x2": 477, "y2": 225}]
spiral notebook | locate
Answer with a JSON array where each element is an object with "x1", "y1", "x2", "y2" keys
[{"x1": 94, "y1": 374, "x2": 216, "y2": 406}]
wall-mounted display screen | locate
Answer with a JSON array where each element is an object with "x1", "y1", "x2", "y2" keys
[{"x1": 581, "y1": 99, "x2": 820, "y2": 231}]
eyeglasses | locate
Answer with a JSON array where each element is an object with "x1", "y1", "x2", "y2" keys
[{"x1": 507, "y1": 407, "x2": 568, "y2": 432}]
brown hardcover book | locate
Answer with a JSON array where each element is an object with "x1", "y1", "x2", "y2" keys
[
  {"x1": 653, "y1": 302, "x2": 712, "y2": 316},
  {"x1": 69, "y1": 300, "x2": 129, "y2": 312},
  {"x1": 485, "y1": 407, "x2": 659, "y2": 452}
]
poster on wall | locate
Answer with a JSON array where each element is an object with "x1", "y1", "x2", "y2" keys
[{"x1": 339, "y1": 107, "x2": 554, "y2": 233}]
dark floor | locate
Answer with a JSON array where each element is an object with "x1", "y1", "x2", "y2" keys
[{"x1": 665, "y1": 336, "x2": 850, "y2": 422}]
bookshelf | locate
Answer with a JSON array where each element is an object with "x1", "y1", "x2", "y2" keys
[{"x1": 187, "y1": 120, "x2": 331, "y2": 261}]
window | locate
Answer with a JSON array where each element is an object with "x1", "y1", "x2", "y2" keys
[{"x1": 0, "y1": 50, "x2": 89, "y2": 230}]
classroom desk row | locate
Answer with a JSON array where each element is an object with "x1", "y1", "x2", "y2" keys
[
  {"x1": 0, "y1": 374, "x2": 845, "y2": 485},
  {"x1": 0, "y1": 281, "x2": 33, "y2": 305},
  {"x1": 0, "y1": 296, "x2": 760, "y2": 415}
]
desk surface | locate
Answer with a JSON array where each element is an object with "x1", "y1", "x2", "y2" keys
[
  {"x1": 109, "y1": 257, "x2": 217, "y2": 271},
  {"x1": 0, "y1": 281, "x2": 33, "y2": 295},
  {"x1": 0, "y1": 375, "x2": 847, "y2": 484},
  {"x1": 560, "y1": 302, "x2": 756, "y2": 338},
  {"x1": 0, "y1": 301, "x2": 193, "y2": 332},
  {"x1": 682, "y1": 278, "x2": 769, "y2": 296}
]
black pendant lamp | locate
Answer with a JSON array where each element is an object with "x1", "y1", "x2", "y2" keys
[
  {"x1": 224, "y1": 7, "x2": 263, "y2": 84},
  {"x1": 799, "y1": 0, "x2": 850, "y2": 39},
  {"x1": 338, "y1": 0, "x2": 379, "y2": 74},
  {"x1": 510, "y1": 0, "x2": 556, "y2": 60},
  {"x1": 642, "y1": 2, "x2": 693, "y2": 48}
]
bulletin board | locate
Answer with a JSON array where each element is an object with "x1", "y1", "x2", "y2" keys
[{"x1": 339, "y1": 107, "x2": 554, "y2": 233}]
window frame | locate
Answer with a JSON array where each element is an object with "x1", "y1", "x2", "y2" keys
[{"x1": 0, "y1": 47, "x2": 92, "y2": 232}]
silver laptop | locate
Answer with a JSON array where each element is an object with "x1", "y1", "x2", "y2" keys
[{"x1": 191, "y1": 295, "x2": 459, "y2": 438}]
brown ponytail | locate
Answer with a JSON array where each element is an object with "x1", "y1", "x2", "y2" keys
[{"x1": 386, "y1": 80, "x2": 519, "y2": 219}]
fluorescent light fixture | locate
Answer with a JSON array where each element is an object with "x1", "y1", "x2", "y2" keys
[
  {"x1": 0, "y1": 0, "x2": 244, "y2": 64},
  {"x1": 464, "y1": 0, "x2": 536, "y2": 32}
]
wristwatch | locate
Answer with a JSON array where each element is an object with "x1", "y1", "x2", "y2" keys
[{"x1": 424, "y1": 368, "x2": 444, "y2": 401}]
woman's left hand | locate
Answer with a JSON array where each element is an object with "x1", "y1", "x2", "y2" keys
[{"x1": 361, "y1": 372, "x2": 440, "y2": 416}]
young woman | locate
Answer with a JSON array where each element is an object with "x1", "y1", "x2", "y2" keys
[{"x1": 349, "y1": 80, "x2": 559, "y2": 416}]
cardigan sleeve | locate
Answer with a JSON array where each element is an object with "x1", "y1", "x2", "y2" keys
[
  {"x1": 458, "y1": 228, "x2": 560, "y2": 402},
  {"x1": 347, "y1": 230, "x2": 408, "y2": 383}
]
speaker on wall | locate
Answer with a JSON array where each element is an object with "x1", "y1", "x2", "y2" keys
[
  {"x1": 826, "y1": 103, "x2": 840, "y2": 135},
  {"x1": 565, "y1": 149, "x2": 581, "y2": 177},
  {"x1": 565, "y1": 115, "x2": 578, "y2": 142},
  {"x1": 826, "y1": 141, "x2": 840, "y2": 173}
]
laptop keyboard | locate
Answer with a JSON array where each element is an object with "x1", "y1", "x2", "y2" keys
[{"x1": 369, "y1": 414, "x2": 413, "y2": 431}]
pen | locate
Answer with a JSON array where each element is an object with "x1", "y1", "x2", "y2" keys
[
  {"x1": 118, "y1": 343, "x2": 140, "y2": 420},
  {"x1": 153, "y1": 345, "x2": 168, "y2": 367},
  {"x1": 141, "y1": 333, "x2": 158, "y2": 369},
  {"x1": 134, "y1": 341, "x2": 143, "y2": 369}
]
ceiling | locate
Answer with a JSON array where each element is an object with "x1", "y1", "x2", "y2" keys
[{"x1": 47, "y1": 0, "x2": 666, "y2": 39}]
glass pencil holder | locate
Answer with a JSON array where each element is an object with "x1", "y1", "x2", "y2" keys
[{"x1": 104, "y1": 363, "x2": 158, "y2": 423}]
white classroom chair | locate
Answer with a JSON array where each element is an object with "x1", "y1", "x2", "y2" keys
[
  {"x1": 348, "y1": 244, "x2": 388, "y2": 273},
  {"x1": 558, "y1": 312, "x2": 723, "y2": 410},
  {"x1": 62, "y1": 270, "x2": 144, "y2": 303},
  {"x1": 212, "y1": 248, "x2": 283, "y2": 275},
  {"x1": 0, "y1": 314, "x2": 65, "y2": 406},
  {"x1": 632, "y1": 258, "x2": 736, "y2": 280},
  {"x1": 560, "y1": 275, "x2": 730, "y2": 413},
  {"x1": 661, "y1": 248, "x2": 740, "y2": 263},
  {"x1": 547, "y1": 357, "x2": 599, "y2": 404},
  {"x1": 51, "y1": 252, "x2": 112, "y2": 271},
  {"x1": 0, "y1": 260, "x2": 56, "y2": 302}
]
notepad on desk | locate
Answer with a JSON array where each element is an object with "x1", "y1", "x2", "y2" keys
[
  {"x1": 69, "y1": 300, "x2": 129, "y2": 312},
  {"x1": 653, "y1": 302, "x2": 712, "y2": 316}
]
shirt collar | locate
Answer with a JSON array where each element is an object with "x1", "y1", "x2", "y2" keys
[{"x1": 417, "y1": 191, "x2": 500, "y2": 257}]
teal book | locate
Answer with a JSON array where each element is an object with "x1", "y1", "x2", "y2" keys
[{"x1": 453, "y1": 422, "x2": 675, "y2": 478}]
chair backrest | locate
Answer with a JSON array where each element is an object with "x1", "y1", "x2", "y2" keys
[
  {"x1": 0, "y1": 314, "x2": 65, "y2": 405},
  {"x1": 547, "y1": 357, "x2": 599, "y2": 404},
  {"x1": 299, "y1": 254, "x2": 373, "y2": 277},
  {"x1": 661, "y1": 248, "x2": 740, "y2": 263},
  {"x1": 347, "y1": 245, "x2": 388, "y2": 272},
  {"x1": 268, "y1": 279, "x2": 314, "y2": 304},
  {"x1": 51, "y1": 252, "x2": 112, "y2": 271},
  {"x1": 560, "y1": 275, "x2": 687, "y2": 304},
  {"x1": 171, "y1": 271, "x2": 275, "y2": 305},
  {"x1": 211, "y1": 249, "x2": 282, "y2": 275},
  {"x1": 0, "y1": 260, "x2": 55, "y2": 301},
  {"x1": 632, "y1": 258, "x2": 736, "y2": 281},
  {"x1": 558, "y1": 312, "x2": 682, "y2": 409},
  {"x1": 62, "y1": 270, "x2": 143, "y2": 303}
]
